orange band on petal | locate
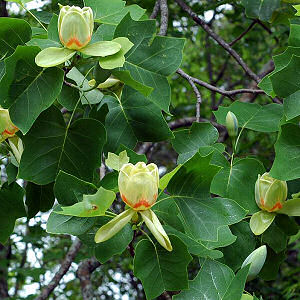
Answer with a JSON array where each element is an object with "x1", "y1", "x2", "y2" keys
[
  {"x1": 269, "y1": 202, "x2": 283, "y2": 212},
  {"x1": 133, "y1": 199, "x2": 151, "y2": 209},
  {"x1": 66, "y1": 37, "x2": 84, "y2": 48}
]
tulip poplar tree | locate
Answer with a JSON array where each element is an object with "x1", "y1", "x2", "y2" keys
[{"x1": 0, "y1": 0, "x2": 300, "y2": 299}]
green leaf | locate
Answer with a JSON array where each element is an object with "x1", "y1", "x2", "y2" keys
[
  {"x1": 259, "y1": 248, "x2": 286, "y2": 280},
  {"x1": 46, "y1": 206, "x2": 95, "y2": 235},
  {"x1": 19, "y1": 106, "x2": 106, "y2": 185},
  {"x1": 102, "y1": 87, "x2": 173, "y2": 153},
  {"x1": 113, "y1": 69, "x2": 153, "y2": 97},
  {"x1": 284, "y1": 90, "x2": 300, "y2": 120},
  {"x1": 79, "y1": 41, "x2": 121, "y2": 56},
  {"x1": 211, "y1": 158, "x2": 265, "y2": 213},
  {"x1": 113, "y1": 14, "x2": 185, "y2": 112},
  {"x1": 84, "y1": 0, "x2": 145, "y2": 25},
  {"x1": 99, "y1": 37, "x2": 134, "y2": 69},
  {"x1": 54, "y1": 171, "x2": 97, "y2": 206},
  {"x1": 25, "y1": 183, "x2": 55, "y2": 218},
  {"x1": 105, "y1": 150, "x2": 129, "y2": 171},
  {"x1": 172, "y1": 122, "x2": 220, "y2": 163},
  {"x1": 0, "y1": 46, "x2": 64, "y2": 134},
  {"x1": 159, "y1": 165, "x2": 182, "y2": 191},
  {"x1": 214, "y1": 102, "x2": 283, "y2": 132},
  {"x1": 0, "y1": 18, "x2": 32, "y2": 58},
  {"x1": 27, "y1": 14, "x2": 61, "y2": 50},
  {"x1": 0, "y1": 183, "x2": 26, "y2": 244},
  {"x1": 270, "y1": 55, "x2": 300, "y2": 98},
  {"x1": 35, "y1": 47, "x2": 76, "y2": 67},
  {"x1": 66, "y1": 67, "x2": 103, "y2": 105},
  {"x1": 167, "y1": 153, "x2": 247, "y2": 241},
  {"x1": 174, "y1": 259, "x2": 249, "y2": 300},
  {"x1": 222, "y1": 222, "x2": 256, "y2": 271},
  {"x1": 202, "y1": 225, "x2": 237, "y2": 249},
  {"x1": 57, "y1": 85, "x2": 80, "y2": 111},
  {"x1": 165, "y1": 225, "x2": 227, "y2": 259},
  {"x1": 134, "y1": 235, "x2": 192, "y2": 300},
  {"x1": 57, "y1": 187, "x2": 116, "y2": 217},
  {"x1": 94, "y1": 222, "x2": 133, "y2": 263},
  {"x1": 270, "y1": 123, "x2": 300, "y2": 180},
  {"x1": 262, "y1": 221, "x2": 288, "y2": 253},
  {"x1": 117, "y1": 144, "x2": 147, "y2": 164},
  {"x1": 6, "y1": 163, "x2": 17, "y2": 185},
  {"x1": 79, "y1": 217, "x2": 134, "y2": 263},
  {"x1": 250, "y1": 211, "x2": 276, "y2": 235},
  {"x1": 241, "y1": 0, "x2": 280, "y2": 22}
]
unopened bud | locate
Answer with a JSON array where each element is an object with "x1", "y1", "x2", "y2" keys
[
  {"x1": 226, "y1": 111, "x2": 238, "y2": 137},
  {"x1": 241, "y1": 245, "x2": 267, "y2": 281}
]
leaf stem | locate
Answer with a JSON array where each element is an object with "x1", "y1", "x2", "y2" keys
[{"x1": 20, "y1": 3, "x2": 48, "y2": 32}]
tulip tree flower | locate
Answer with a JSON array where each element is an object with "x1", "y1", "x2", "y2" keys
[
  {"x1": 95, "y1": 162, "x2": 173, "y2": 251},
  {"x1": 250, "y1": 173, "x2": 300, "y2": 235},
  {"x1": 0, "y1": 108, "x2": 18, "y2": 143},
  {"x1": 35, "y1": 5, "x2": 124, "y2": 68}
]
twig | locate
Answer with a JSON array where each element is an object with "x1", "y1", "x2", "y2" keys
[
  {"x1": 35, "y1": 239, "x2": 82, "y2": 300},
  {"x1": 177, "y1": 68, "x2": 264, "y2": 100},
  {"x1": 175, "y1": 0, "x2": 260, "y2": 83},
  {"x1": 76, "y1": 257, "x2": 101, "y2": 300},
  {"x1": 150, "y1": 0, "x2": 160, "y2": 19},
  {"x1": 229, "y1": 20, "x2": 257, "y2": 46},
  {"x1": 159, "y1": 0, "x2": 168, "y2": 36}
]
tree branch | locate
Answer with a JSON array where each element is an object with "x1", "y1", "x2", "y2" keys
[
  {"x1": 177, "y1": 68, "x2": 264, "y2": 100},
  {"x1": 0, "y1": 0, "x2": 8, "y2": 17},
  {"x1": 159, "y1": 0, "x2": 168, "y2": 36},
  {"x1": 35, "y1": 239, "x2": 82, "y2": 300},
  {"x1": 175, "y1": 0, "x2": 260, "y2": 83},
  {"x1": 177, "y1": 69, "x2": 202, "y2": 121},
  {"x1": 229, "y1": 20, "x2": 257, "y2": 46},
  {"x1": 150, "y1": 0, "x2": 160, "y2": 19},
  {"x1": 76, "y1": 257, "x2": 101, "y2": 300}
]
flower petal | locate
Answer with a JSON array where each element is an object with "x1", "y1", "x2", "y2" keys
[
  {"x1": 79, "y1": 41, "x2": 121, "y2": 57},
  {"x1": 94, "y1": 209, "x2": 135, "y2": 243},
  {"x1": 35, "y1": 47, "x2": 76, "y2": 67},
  {"x1": 250, "y1": 210, "x2": 275, "y2": 235},
  {"x1": 140, "y1": 209, "x2": 172, "y2": 251}
]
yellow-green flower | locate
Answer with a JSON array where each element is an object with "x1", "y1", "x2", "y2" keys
[
  {"x1": 119, "y1": 162, "x2": 159, "y2": 211},
  {"x1": 95, "y1": 162, "x2": 172, "y2": 251},
  {"x1": 58, "y1": 5, "x2": 94, "y2": 50},
  {"x1": 255, "y1": 173, "x2": 287, "y2": 212},
  {"x1": 0, "y1": 108, "x2": 18, "y2": 143}
]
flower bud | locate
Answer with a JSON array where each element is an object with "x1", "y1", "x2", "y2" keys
[
  {"x1": 58, "y1": 5, "x2": 94, "y2": 50},
  {"x1": 118, "y1": 162, "x2": 159, "y2": 211},
  {"x1": 226, "y1": 111, "x2": 238, "y2": 138},
  {"x1": 255, "y1": 173, "x2": 287, "y2": 212},
  {"x1": 0, "y1": 108, "x2": 18, "y2": 143},
  {"x1": 241, "y1": 245, "x2": 267, "y2": 281}
]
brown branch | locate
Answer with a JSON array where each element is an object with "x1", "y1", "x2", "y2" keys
[
  {"x1": 35, "y1": 239, "x2": 82, "y2": 300},
  {"x1": 229, "y1": 20, "x2": 257, "y2": 46},
  {"x1": 175, "y1": 0, "x2": 260, "y2": 83},
  {"x1": 177, "y1": 69, "x2": 202, "y2": 121},
  {"x1": 76, "y1": 257, "x2": 101, "y2": 300},
  {"x1": 177, "y1": 68, "x2": 264, "y2": 100},
  {"x1": 0, "y1": 0, "x2": 8, "y2": 17},
  {"x1": 150, "y1": 0, "x2": 160, "y2": 19},
  {"x1": 159, "y1": 0, "x2": 169, "y2": 36}
]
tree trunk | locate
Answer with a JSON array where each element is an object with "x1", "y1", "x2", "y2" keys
[{"x1": 0, "y1": 244, "x2": 9, "y2": 299}]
